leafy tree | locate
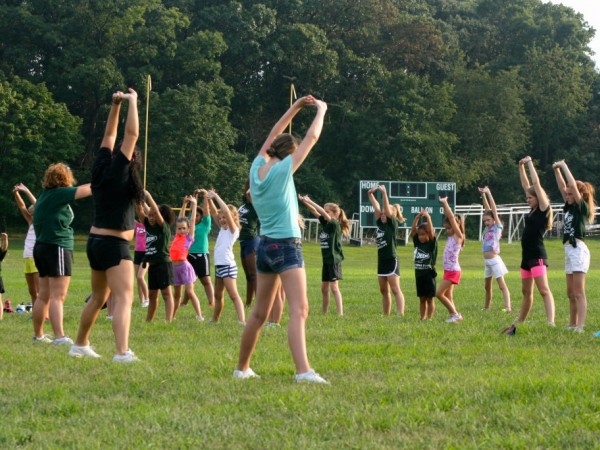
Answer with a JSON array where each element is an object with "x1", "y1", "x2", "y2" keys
[
  {"x1": 144, "y1": 80, "x2": 246, "y2": 207},
  {"x1": 0, "y1": 76, "x2": 82, "y2": 225}
]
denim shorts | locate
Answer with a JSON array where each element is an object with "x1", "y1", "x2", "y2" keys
[
  {"x1": 256, "y1": 237, "x2": 304, "y2": 274},
  {"x1": 240, "y1": 237, "x2": 260, "y2": 259}
]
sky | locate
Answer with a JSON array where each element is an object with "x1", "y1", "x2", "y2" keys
[{"x1": 543, "y1": 0, "x2": 600, "y2": 69}]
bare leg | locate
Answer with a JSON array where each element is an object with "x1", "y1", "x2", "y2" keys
[
  {"x1": 321, "y1": 281, "x2": 330, "y2": 314},
  {"x1": 484, "y1": 276, "x2": 493, "y2": 309},
  {"x1": 107, "y1": 260, "x2": 135, "y2": 354},
  {"x1": 47, "y1": 276, "x2": 72, "y2": 338},
  {"x1": 237, "y1": 273, "x2": 278, "y2": 370},
  {"x1": 162, "y1": 286, "x2": 174, "y2": 322},
  {"x1": 378, "y1": 277, "x2": 391, "y2": 315},
  {"x1": 200, "y1": 275, "x2": 214, "y2": 307},
  {"x1": 517, "y1": 278, "x2": 535, "y2": 323},
  {"x1": 496, "y1": 276, "x2": 511, "y2": 310},
  {"x1": 534, "y1": 274, "x2": 555, "y2": 324},
  {"x1": 212, "y1": 278, "x2": 225, "y2": 322},
  {"x1": 74, "y1": 270, "x2": 110, "y2": 346},
  {"x1": 146, "y1": 289, "x2": 159, "y2": 322},
  {"x1": 224, "y1": 277, "x2": 245, "y2": 323},
  {"x1": 330, "y1": 281, "x2": 343, "y2": 315},
  {"x1": 242, "y1": 251, "x2": 257, "y2": 307},
  {"x1": 25, "y1": 272, "x2": 39, "y2": 304},
  {"x1": 436, "y1": 279, "x2": 458, "y2": 315},
  {"x1": 32, "y1": 276, "x2": 50, "y2": 337},
  {"x1": 389, "y1": 276, "x2": 404, "y2": 316},
  {"x1": 572, "y1": 272, "x2": 587, "y2": 328},
  {"x1": 135, "y1": 263, "x2": 149, "y2": 305},
  {"x1": 172, "y1": 285, "x2": 183, "y2": 318}
]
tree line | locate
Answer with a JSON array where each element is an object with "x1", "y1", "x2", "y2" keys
[{"x1": 1, "y1": 0, "x2": 599, "y2": 229}]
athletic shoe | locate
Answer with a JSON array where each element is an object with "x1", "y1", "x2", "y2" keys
[
  {"x1": 141, "y1": 300, "x2": 149, "y2": 308},
  {"x1": 566, "y1": 325, "x2": 577, "y2": 330},
  {"x1": 547, "y1": 322, "x2": 556, "y2": 327},
  {"x1": 265, "y1": 321, "x2": 281, "y2": 328},
  {"x1": 113, "y1": 349, "x2": 140, "y2": 363},
  {"x1": 53, "y1": 336, "x2": 74, "y2": 345},
  {"x1": 295, "y1": 369, "x2": 330, "y2": 385},
  {"x1": 197, "y1": 316, "x2": 205, "y2": 322},
  {"x1": 445, "y1": 313, "x2": 463, "y2": 323},
  {"x1": 69, "y1": 344, "x2": 101, "y2": 358},
  {"x1": 32, "y1": 335, "x2": 52, "y2": 343},
  {"x1": 16, "y1": 304, "x2": 27, "y2": 314},
  {"x1": 572, "y1": 326, "x2": 584, "y2": 333},
  {"x1": 233, "y1": 368, "x2": 260, "y2": 379},
  {"x1": 25, "y1": 303, "x2": 33, "y2": 312},
  {"x1": 105, "y1": 316, "x2": 113, "y2": 321},
  {"x1": 502, "y1": 325, "x2": 517, "y2": 335},
  {"x1": 3, "y1": 300, "x2": 13, "y2": 313},
  {"x1": 501, "y1": 308, "x2": 512, "y2": 313}
]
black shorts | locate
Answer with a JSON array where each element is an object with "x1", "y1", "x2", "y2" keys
[
  {"x1": 187, "y1": 253, "x2": 211, "y2": 278},
  {"x1": 0, "y1": 276, "x2": 4, "y2": 294},
  {"x1": 87, "y1": 233, "x2": 132, "y2": 271},
  {"x1": 520, "y1": 258, "x2": 548, "y2": 271},
  {"x1": 148, "y1": 261, "x2": 174, "y2": 290},
  {"x1": 33, "y1": 242, "x2": 73, "y2": 277},
  {"x1": 322, "y1": 262, "x2": 343, "y2": 282},
  {"x1": 377, "y1": 257, "x2": 399, "y2": 277},
  {"x1": 134, "y1": 250, "x2": 146, "y2": 266},
  {"x1": 415, "y1": 270, "x2": 436, "y2": 297}
]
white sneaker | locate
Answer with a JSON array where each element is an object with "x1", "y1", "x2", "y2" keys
[
  {"x1": 233, "y1": 368, "x2": 260, "y2": 379},
  {"x1": 197, "y1": 316, "x2": 205, "y2": 322},
  {"x1": 295, "y1": 369, "x2": 330, "y2": 384},
  {"x1": 572, "y1": 326, "x2": 585, "y2": 333},
  {"x1": 105, "y1": 316, "x2": 113, "y2": 321},
  {"x1": 445, "y1": 313, "x2": 463, "y2": 323},
  {"x1": 141, "y1": 300, "x2": 149, "y2": 308},
  {"x1": 69, "y1": 344, "x2": 101, "y2": 358},
  {"x1": 53, "y1": 336, "x2": 74, "y2": 345},
  {"x1": 113, "y1": 349, "x2": 140, "y2": 363},
  {"x1": 32, "y1": 335, "x2": 52, "y2": 344}
]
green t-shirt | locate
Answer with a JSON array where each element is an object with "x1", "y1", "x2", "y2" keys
[
  {"x1": 33, "y1": 187, "x2": 78, "y2": 249},
  {"x1": 413, "y1": 234, "x2": 437, "y2": 276},
  {"x1": 144, "y1": 218, "x2": 172, "y2": 264},
  {"x1": 318, "y1": 216, "x2": 344, "y2": 264},
  {"x1": 238, "y1": 202, "x2": 260, "y2": 241},
  {"x1": 375, "y1": 216, "x2": 399, "y2": 260},
  {"x1": 189, "y1": 215, "x2": 211, "y2": 254},
  {"x1": 562, "y1": 200, "x2": 589, "y2": 244}
]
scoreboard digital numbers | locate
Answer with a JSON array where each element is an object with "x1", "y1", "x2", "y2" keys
[{"x1": 359, "y1": 180, "x2": 456, "y2": 229}]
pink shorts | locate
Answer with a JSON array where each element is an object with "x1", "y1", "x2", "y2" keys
[
  {"x1": 443, "y1": 270, "x2": 461, "y2": 285},
  {"x1": 520, "y1": 265, "x2": 547, "y2": 279},
  {"x1": 521, "y1": 258, "x2": 546, "y2": 280}
]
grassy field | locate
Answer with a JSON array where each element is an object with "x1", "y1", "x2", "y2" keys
[{"x1": 1, "y1": 233, "x2": 600, "y2": 449}]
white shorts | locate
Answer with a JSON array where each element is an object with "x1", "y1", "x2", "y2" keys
[
  {"x1": 564, "y1": 240, "x2": 590, "y2": 274},
  {"x1": 484, "y1": 256, "x2": 509, "y2": 279}
]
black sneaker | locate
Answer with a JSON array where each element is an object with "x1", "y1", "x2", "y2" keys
[{"x1": 502, "y1": 324, "x2": 516, "y2": 335}]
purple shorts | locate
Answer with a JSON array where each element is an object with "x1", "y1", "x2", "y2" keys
[{"x1": 173, "y1": 261, "x2": 197, "y2": 286}]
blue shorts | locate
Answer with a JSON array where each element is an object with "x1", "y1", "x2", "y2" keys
[
  {"x1": 256, "y1": 237, "x2": 304, "y2": 274},
  {"x1": 240, "y1": 237, "x2": 260, "y2": 259}
]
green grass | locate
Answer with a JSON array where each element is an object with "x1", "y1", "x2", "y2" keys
[{"x1": 2, "y1": 234, "x2": 600, "y2": 448}]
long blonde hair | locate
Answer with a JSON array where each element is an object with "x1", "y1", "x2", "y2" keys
[
  {"x1": 526, "y1": 186, "x2": 554, "y2": 230},
  {"x1": 324, "y1": 202, "x2": 351, "y2": 237},
  {"x1": 576, "y1": 181, "x2": 596, "y2": 223}
]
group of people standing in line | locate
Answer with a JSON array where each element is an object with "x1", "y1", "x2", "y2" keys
[{"x1": 0, "y1": 87, "x2": 597, "y2": 383}]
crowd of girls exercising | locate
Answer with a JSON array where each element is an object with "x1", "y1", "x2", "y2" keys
[{"x1": 1, "y1": 87, "x2": 597, "y2": 383}]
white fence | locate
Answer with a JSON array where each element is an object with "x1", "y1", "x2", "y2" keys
[{"x1": 302, "y1": 204, "x2": 600, "y2": 244}]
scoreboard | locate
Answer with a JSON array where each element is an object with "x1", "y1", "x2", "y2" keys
[{"x1": 359, "y1": 180, "x2": 456, "y2": 229}]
